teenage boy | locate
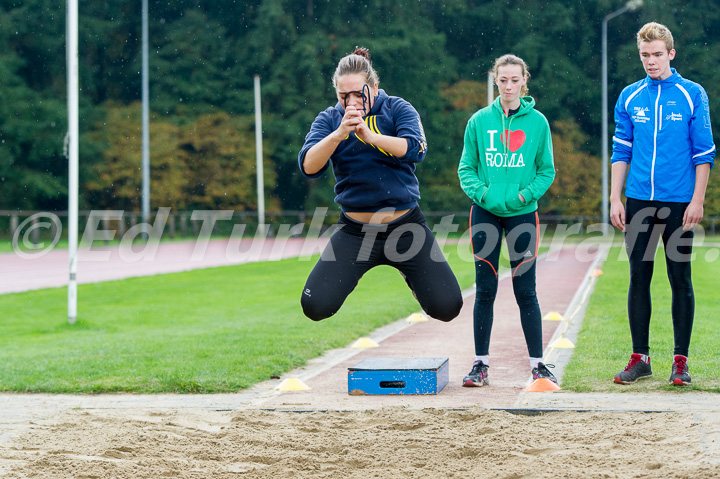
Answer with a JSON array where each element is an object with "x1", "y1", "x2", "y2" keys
[{"x1": 610, "y1": 22, "x2": 715, "y2": 386}]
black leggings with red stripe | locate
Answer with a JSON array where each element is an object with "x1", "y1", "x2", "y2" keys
[{"x1": 470, "y1": 204, "x2": 542, "y2": 357}]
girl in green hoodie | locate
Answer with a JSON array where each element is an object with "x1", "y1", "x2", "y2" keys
[{"x1": 458, "y1": 54, "x2": 556, "y2": 387}]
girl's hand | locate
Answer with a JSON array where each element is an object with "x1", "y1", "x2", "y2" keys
[
  {"x1": 610, "y1": 199, "x2": 626, "y2": 232},
  {"x1": 683, "y1": 200, "x2": 704, "y2": 231},
  {"x1": 353, "y1": 116, "x2": 377, "y2": 144},
  {"x1": 335, "y1": 106, "x2": 364, "y2": 139}
]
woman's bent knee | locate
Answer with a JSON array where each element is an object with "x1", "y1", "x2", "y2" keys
[
  {"x1": 301, "y1": 296, "x2": 338, "y2": 322},
  {"x1": 426, "y1": 296, "x2": 464, "y2": 323}
]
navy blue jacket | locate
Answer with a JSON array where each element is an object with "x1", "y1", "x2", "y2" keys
[
  {"x1": 298, "y1": 90, "x2": 428, "y2": 212},
  {"x1": 612, "y1": 69, "x2": 715, "y2": 202}
]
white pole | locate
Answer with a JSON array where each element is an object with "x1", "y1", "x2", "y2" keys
[
  {"x1": 601, "y1": 17, "x2": 610, "y2": 236},
  {"x1": 602, "y1": 0, "x2": 643, "y2": 236},
  {"x1": 254, "y1": 75, "x2": 265, "y2": 227},
  {"x1": 66, "y1": 0, "x2": 79, "y2": 324},
  {"x1": 487, "y1": 72, "x2": 494, "y2": 107},
  {"x1": 141, "y1": 0, "x2": 150, "y2": 233}
]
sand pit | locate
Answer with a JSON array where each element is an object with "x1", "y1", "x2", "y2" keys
[
  {"x1": 2, "y1": 245, "x2": 717, "y2": 477},
  {"x1": 1, "y1": 406, "x2": 717, "y2": 478}
]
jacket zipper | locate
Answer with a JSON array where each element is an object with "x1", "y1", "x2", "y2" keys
[{"x1": 651, "y1": 85, "x2": 661, "y2": 200}]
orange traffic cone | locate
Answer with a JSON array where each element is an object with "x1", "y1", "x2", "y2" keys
[{"x1": 525, "y1": 378, "x2": 561, "y2": 392}]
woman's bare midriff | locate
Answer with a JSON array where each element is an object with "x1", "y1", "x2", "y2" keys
[{"x1": 345, "y1": 209, "x2": 411, "y2": 224}]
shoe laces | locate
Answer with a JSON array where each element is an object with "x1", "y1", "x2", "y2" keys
[
  {"x1": 674, "y1": 356, "x2": 688, "y2": 375},
  {"x1": 624, "y1": 354, "x2": 643, "y2": 372},
  {"x1": 540, "y1": 363, "x2": 555, "y2": 372},
  {"x1": 533, "y1": 363, "x2": 555, "y2": 379},
  {"x1": 471, "y1": 361, "x2": 487, "y2": 376}
]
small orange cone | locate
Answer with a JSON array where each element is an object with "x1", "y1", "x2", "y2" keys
[
  {"x1": 591, "y1": 269, "x2": 603, "y2": 277},
  {"x1": 525, "y1": 378, "x2": 561, "y2": 392}
]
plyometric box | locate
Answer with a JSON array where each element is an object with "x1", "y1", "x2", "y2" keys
[{"x1": 348, "y1": 357, "x2": 449, "y2": 395}]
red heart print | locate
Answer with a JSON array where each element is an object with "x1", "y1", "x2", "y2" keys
[{"x1": 502, "y1": 129, "x2": 526, "y2": 152}]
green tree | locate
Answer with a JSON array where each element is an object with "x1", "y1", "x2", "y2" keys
[
  {"x1": 0, "y1": 19, "x2": 66, "y2": 210},
  {"x1": 179, "y1": 112, "x2": 277, "y2": 210},
  {"x1": 86, "y1": 102, "x2": 184, "y2": 210},
  {"x1": 544, "y1": 120, "x2": 602, "y2": 217},
  {"x1": 425, "y1": 80, "x2": 489, "y2": 211},
  {"x1": 149, "y1": 9, "x2": 234, "y2": 117},
  {"x1": 4, "y1": 0, "x2": 720, "y2": 217}
]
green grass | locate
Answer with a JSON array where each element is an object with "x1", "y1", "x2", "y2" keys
[
  {"x1": 0, "y1": 244, "x2": 484, "y2": 393},
  {"x1": 5, "y1": 229, "x2": 720, "y2": 253},
  {"x1": 563, "y1": 246, "x2": 720, "y2": 392}
]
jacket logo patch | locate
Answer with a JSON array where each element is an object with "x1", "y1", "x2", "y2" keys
[
  {"x1": 665, "y1": 113, "x2": 683, "y2": 122},
  {"x1": 417, "y1": 118, "x2": 427, "y2": 153},
  {"x1": 501, "y1": 129, "x2": 526, "y2": 152},
  {"x1": 632, "y1": 107, "x2": 650, "y2": 123}
]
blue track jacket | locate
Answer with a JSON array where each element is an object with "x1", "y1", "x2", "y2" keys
[
  {"x1": 612, "y1": 69, "x2": 715, "y2": 202},
  {"x1": 298, "y1": 90, "x2": 427, "y2": 212}
]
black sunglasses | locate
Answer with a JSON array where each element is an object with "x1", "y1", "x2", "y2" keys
[{"x1": 342, "y1": 84, "x2": 372, "y2": 117}]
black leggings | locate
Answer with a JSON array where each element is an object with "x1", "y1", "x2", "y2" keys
[
  {"x1": 301, "y1": 207, "x2": 463, "y2": 322},
  {"x1": 470, "y1": 204, "x2": 542, "y2": 358},
  {"x1": 625, "y1": 198, "x2": 694, "y2": 357}
]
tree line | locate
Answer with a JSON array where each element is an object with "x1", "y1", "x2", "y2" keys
[{"x1": 2, "y1": 0, "x2": 720, "y2": 217}]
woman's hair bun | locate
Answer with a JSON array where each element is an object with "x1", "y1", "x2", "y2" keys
[
  {"x1": 352, "y1": 46, "x2": 371, "y2": 62},
  {"x1": 333, "y1": 46, "x2": 379, "y2": 89}
]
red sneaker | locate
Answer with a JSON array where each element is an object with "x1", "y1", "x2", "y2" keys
[{"x1": 669, "y1": 355, "x2": 691, "y2": 386}]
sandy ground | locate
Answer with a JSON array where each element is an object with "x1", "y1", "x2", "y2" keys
[{"x1": 1, "y1": 406, "x2": 718, "y2": 479}]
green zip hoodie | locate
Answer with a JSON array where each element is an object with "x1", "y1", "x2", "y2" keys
[{"x1": 458, "y1": 95, "x2": 555, "y2": 217}]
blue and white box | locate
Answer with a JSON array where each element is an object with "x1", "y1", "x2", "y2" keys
[{"x1": 348, "y1": 357, "x2": 449, "y2": 395}]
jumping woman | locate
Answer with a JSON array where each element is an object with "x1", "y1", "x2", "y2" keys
[{"x1": 299, "y1": 47, "x2": 463, "y2": 324}]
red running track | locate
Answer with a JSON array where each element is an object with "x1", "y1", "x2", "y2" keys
[
  {"x1": 260, "y1": 245, "x2": 596, "y2": 410},
  {"x1": 0, "y1": 238, "x2": 330, "y2": 295}
]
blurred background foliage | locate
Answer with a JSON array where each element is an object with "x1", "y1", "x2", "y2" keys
[{"x1": 1, "y1": 0, "x2": 719, "y2": 215}]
